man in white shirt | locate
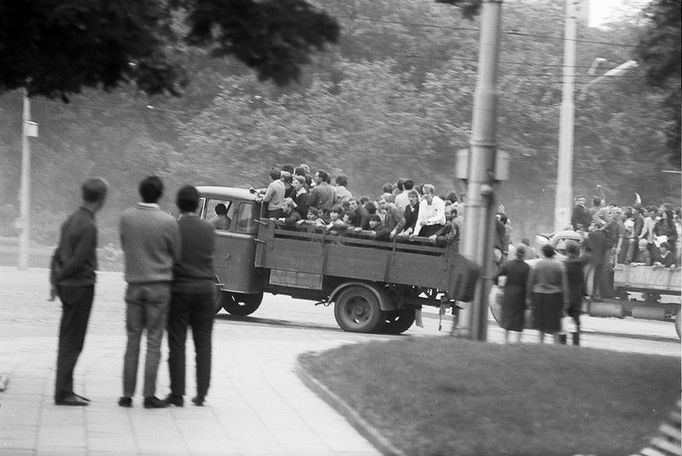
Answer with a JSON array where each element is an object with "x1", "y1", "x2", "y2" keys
[
  {"x1": 394, "y1": 178, "x2": 413, "y2": 212},
  {"x1": 413, "y1": 184, "x2": 446, "y2": 237}
]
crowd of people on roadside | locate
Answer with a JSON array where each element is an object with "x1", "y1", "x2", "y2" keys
[
  {"x1": 492, "y1": 189, "x2": 681, "y2": 348},
  {"x1": 253, "y1": 164, "x2": 464, "y2": 251}
]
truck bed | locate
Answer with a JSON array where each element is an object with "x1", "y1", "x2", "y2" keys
[{"x1": 254, "y1": 220, "x2": 477, "y2": 301}]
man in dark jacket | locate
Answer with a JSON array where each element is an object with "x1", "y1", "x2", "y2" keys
[
  {"x1": 50, "y1": 178, "x2": 108, "y2": 406},
  {"x1": 165, "y1": 185, "x2": 216, "y2": 407},
  {"x1": 571, "y1": 196, "x2": 591, "y2": 232},
  {"x1": 583, "y1": 222, "x2": 607, "y2": 299}
]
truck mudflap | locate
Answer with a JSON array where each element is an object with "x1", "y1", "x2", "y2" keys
[{"x1": 328, "y1": 282, "x2": 395, "y2": 312}]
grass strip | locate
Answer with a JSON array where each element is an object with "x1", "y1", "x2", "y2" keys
[{"x1": 299, "y1": 337, "x2": 680, "y2": 456}]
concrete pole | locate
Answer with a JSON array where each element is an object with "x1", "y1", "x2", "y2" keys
[
  {"x1": 458, "y1": 0, "x2": 502, "y2": 341},
  {"x1": 18, "y1": 89, "x2": 31, "y2": 270},
  {"x1": 554, "y1": 0, "x2": 578, "y2": 232}
]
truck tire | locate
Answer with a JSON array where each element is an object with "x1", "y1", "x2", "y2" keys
[
  {"x1": 382, "y1": 307, "x2": 416, "y2": 334},
  {"x1": 675, "y1": 313, "x2": 681, "y2": 339},
  {"x1": 334, "y1": 286, "x2": 386, "y2": 333},
  {"x1": 222, "y1": 292, "x2": 263, "y2": 316}
]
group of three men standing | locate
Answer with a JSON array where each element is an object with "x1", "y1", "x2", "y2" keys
[{"x1": 51, "y1": 176, "x2": 216, "y2": 408}]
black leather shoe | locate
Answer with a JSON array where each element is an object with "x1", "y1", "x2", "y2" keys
[
  {"x1": 118, "y1": 396, "x2": 132, "y2": 408},
  {"x1": 55, "y1": 393, "x2": 89, "y2": 406},
  {"x1": 191, "y1": 395, "x2": 205, "y2": 406},
  {"x1": 73, "y1": 393, "x2": 90, "y2": 402},
  {"x1": 163, "y1": 394, "x2": 184, "y2": 407},
  {"x1": 143, "y1": 396, "x2": 167, "y2": 409}
]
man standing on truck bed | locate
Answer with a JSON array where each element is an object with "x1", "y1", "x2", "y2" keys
[
  {"x1": 259, "y1": 167, "x2": 286, "y2": 219},
  {"x1": 309, "y1": 170, "x2": 335, "y2": 213},
  {"x1": 119, "y1": 175, "x2": 181, "y2": 409}
]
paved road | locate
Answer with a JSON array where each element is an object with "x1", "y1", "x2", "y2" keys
[{"x1": 0, "y1": 267, "x2": 679, "y2": 455}]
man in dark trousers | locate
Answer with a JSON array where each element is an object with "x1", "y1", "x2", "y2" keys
[
  {"x1": 50, "y1": 177, "x2": 108, "y2": 406},
  {"x1": 164, "y1": 185, "x2": 216, "y2": 407},
  {"x1": 119, "y1": 176, "x2": 181, "y2": 408}
]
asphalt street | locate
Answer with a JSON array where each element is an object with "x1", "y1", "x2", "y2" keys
[{"x1": 0, "y1": 267, "x2": 679, "y2": 455}]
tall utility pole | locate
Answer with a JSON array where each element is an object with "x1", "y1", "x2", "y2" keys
[
  {"x1": 18, "y1": 90, "x2": 34, "y2": 270},
  {"x1": 554, "y1": 0, "x2": 579, "y2": 232},
  {"x1": 459, "y1": 0, "x2": 503, "y2": 341}
]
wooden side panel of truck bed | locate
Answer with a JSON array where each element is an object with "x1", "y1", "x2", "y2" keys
[{"x1": 254, "y1": 220, "x2": 477, "y2": 299}]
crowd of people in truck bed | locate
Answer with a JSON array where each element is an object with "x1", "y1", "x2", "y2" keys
[
  {"x1": 252, "y1": 164, "x2": 462, "y2": 250},
  {"x1": 570, "y1": 193, "x2": 681, "y2": 269}
]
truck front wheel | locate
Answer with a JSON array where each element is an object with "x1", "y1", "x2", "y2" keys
[
  {"x1": 334, "y1": 286, "x2": 386, "y2": 333},
  {"x1": 220, "y1": 291, "x2": 263, "y2": 316}
]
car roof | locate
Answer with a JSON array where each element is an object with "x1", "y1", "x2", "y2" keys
[
  {"x1": 196, "y1": 186, "x2": 258, "y2": 202},
  {"x1": 551, "y1": 230, "x2": 584, "y2": 242}
]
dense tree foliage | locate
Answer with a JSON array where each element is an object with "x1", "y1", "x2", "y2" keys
[
  {"x1": 0, "y1": 0, "x2": 339, "y2": 99},
  {"x1": 635, "y1": 0, "x2": 681, "y2": 166},
  {"x1": 0, "y1": 0, "x2": 677, "y2": 248}
]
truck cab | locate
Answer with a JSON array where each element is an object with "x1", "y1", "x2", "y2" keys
[{"x1": 197, "y1": 186, "x2": 265, "y2": 315}]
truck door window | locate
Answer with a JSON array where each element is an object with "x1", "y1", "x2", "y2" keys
[
  {"x1": 204, "y1": 199, "x2": 234, "y2": 231},
  {"x1": 236, "y1": 202, "x2": 259, "y2": 235}
]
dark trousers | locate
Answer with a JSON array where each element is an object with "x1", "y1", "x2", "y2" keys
[
  {"x1": 419, "y1": 224, "x2": 444, "y2": 237},
  {"x1": 167, "y1": 291, "x2": 215, "y2": 398},
  {"x1": 55, "y1": 285, "x2": 94, "y2": 400}
]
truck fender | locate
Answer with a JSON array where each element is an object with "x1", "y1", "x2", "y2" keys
[{"x1": 328, "y1": 282, "x2": 396, "y2": 312}]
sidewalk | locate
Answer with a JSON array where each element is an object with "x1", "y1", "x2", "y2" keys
[{"x1": 0, "y1": 332, "x2": 380, "y2": 456}]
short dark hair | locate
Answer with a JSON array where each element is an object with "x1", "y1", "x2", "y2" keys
[
  {"x1": 541, "y1": 244, "x2": 555, "y2": 258},
  {"x1": 282, "y1": 164, "x2": 294, "y2": 174},
  {"x1": 81, "y1": 177, "x2": 108, "y2": 203},
  {"x1": 176, "y1": 185, "x2": 200, "y2": 212},
  {"x1": 335, "y1": 174, "x2": 348, "y2": 187},
  {"x1": 215, "y1": 203, "x2": 227, "y2": 215},
  {"x1": 316, "y1": 170, "x2": 329, "y2": 183},
  {"x1": 139, "y1": 175, "x2": 163, "y2": 203},
  {"x1": 294, "y1": 166, "x2": 307, "y2": 176},
  {"x1": 369, "y1": 214, "x2": 381, "y2": 223},
  {"x1": 270, "y1": 167, "x2": 281, "y2": 180},
  {"x1": 396, "y1": 178, "x2": 405, "y2": 191},
  {"x1": 403, "y1": 179, "x2": 414, "y2": 190}
]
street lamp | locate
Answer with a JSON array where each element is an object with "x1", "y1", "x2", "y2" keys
[{"x1": 579, "y1": 59, "x2": 638, "y2": 100}]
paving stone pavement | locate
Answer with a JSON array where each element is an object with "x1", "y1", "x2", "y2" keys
[{"x1": 0, "y1": 332, "x2": 381, "y2": 456}]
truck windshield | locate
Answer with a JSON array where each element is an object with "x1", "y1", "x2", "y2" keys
[{"x1": 236, "y1": 202, "x2": 259, "y2": 235}]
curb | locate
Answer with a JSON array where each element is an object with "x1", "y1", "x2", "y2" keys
[{"x1": 294, "y1": 360, "x2": 406, "y2": 456}]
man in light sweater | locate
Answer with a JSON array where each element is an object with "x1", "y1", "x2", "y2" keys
[{"x1": 119, "y1": 175, "x2": 181, "y2": 409}]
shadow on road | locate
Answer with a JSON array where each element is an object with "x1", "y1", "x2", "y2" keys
[{"x1": 215, "y1": 313, "x2": 343, "y2": 333}]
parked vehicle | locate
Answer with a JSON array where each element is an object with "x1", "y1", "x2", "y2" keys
[{"x1": 197, "y1": 186, "x2": 480, "y2": 334}]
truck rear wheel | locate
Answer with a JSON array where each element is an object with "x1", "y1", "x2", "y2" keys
[
  {"x1": 382, "y1": 307, "x2": 416, "y2": 334},
  {"x1": 334, "y1": 286, "x2": 386, "y2": 333},
  {"x1": 675, "y1": 313, "x2": 681, "y2": 339},
  {"x1": 221, "y1": 291, "x2": 263, "y2": 316}
]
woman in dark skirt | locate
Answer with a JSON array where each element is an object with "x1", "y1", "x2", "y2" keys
[
  {"x1": 493, "y1": 244, "x2": 530, "y2": 343},
  {"x1": 526, "y1": 244, "x2": 569, "y2": 343}
]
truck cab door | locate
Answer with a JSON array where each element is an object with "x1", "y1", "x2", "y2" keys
[{"x1": 202, "y1": 198, "x2": 262, "y2": 294}]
